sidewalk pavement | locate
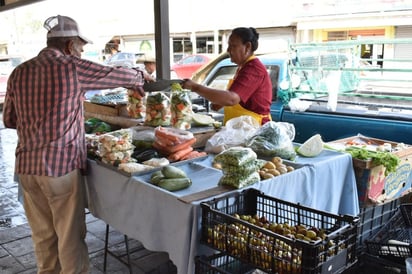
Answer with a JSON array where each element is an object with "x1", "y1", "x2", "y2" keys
[{"x1": 0, "y1": 211, "x2": 177, "y2": 274}]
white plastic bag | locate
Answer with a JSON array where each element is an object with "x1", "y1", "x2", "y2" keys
[{"x1": 205, "y1": 116, "x2": 260, "y2": 154}]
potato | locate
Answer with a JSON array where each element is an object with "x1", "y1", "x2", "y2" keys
[
  {"x1": 271, "y1": 156, "x2": 283, "y2": 164},
  {"x1": 263, "y1": 161, "x2": 276, "y2": 170},
  {"x1": 267, "y1": 169, "x2": 281, "y2": 176},
  {"x1": 278, "y1": 166, "x2": 288, "y2": 174},
  {"x1": 212, "y1": 162, "x2": 222, "y2": 169},
  {"x1": 262, "y1": 172, "x2": 275, "y2": 179}
]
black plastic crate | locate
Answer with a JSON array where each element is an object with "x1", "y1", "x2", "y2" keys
[
  {"x1": 200, "y1": 188, "x2": 359, "y2": 274},
  {"x1": 365, "y1": 204, "x2": 412, "y2": 265},
  {"x1": 195, "y1": 253, "x2": 256, "y2": 274},
  {"x1": 356, "y1": 198, "x2": 400, "y2": 255},
  {"x1": 343, "y1": 253, "x2": 406, "y2": 274}
]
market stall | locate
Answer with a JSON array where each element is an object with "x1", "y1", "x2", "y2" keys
[{"x1": 85, "y1": 149, "x2": 359, "y2": 274}]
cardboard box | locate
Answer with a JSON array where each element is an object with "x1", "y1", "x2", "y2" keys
[
  {"x1": 84, "y1": 101, "x2": 129, "y2": 117},
  {"x1": 329, "y1": 136, "x2": 412, "y2": 206}
]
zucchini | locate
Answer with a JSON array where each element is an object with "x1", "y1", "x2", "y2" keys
[
  {"x1": 150, "y1": 170, "x2": 164, "y2": 185},
  {"x1": 158, "y1": 178, "x2": 192, "y2": 192},
  {"x1": 161, "y1": 165, "x2": 187, "y2": 178}
]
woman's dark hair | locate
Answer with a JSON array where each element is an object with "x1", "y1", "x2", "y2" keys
[{"x1": 231, "y1": 27, "x2": 259, "y2": 52}]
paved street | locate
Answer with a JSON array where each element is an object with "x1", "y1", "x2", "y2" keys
[{"x1": 0, "y1": 112, "x2": 176, "y2": 273}]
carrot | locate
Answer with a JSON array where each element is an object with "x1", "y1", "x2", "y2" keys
[
  {"x1": 155, "y1": 134, "x2": 177, "y2": 146},
  {"x1": 153, "y1": 137, "x2": 196, "y2": 155},
  {"x1": 168, "y1": 146, "x2": 193, "y2": 162},
  {"x1": 180, "y1": 150, "x2": 208, "y2": 161},
  {"x1": 154, "y1": 126, "x2": 194, "y2": 145},
  {"x1": 152, "y1": 142, "x2": 171, "y2": 156},
  {"x1": 169, "y1": 137, "x2": 196, "y2": 153},
  {"x1": 155, "y1": 127, "x2": 181, "y2": 143}
]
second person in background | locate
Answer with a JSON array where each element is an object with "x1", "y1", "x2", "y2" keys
[{"x1": 181, "y1": 27, "x2": 272, "y2": 125}]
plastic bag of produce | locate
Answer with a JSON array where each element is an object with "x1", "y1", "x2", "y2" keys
[
  {"x1": 144, "y1": 92, "x2": 171, "y2": 126},
  {"x1": 218, "y1": 171, "x2": 260, "y2": 189},
  {"x1": 170, "y1": 84, "x2": 193, "y2": 130},
  {"x1": 220, "y1": 159, "x2": 265, "y2": 176},
  {"x1": 98, "y1": 129, "x2": 133, "y2": 154},
  {"x1": 97, "y1": 129, "x2": 135, "y2": 166},
  {"x1": 127, "y1": 89, "x2": 146, "y2": 119},
  {"x1": 204, "y1": 115, "x2": 260, "y2": 154},
  {"x1": 131, "y1": 127, "x2": 156, "y2": 149},
  {"x1": 214, "y1": 147, "x2": 257, "y2": 166},
  {"x1": 84, "y1": 117, "x2": 112, "y2": 134},
  {"x1": 101, "y1": 151, "x2": 136, "y2": 166},
  {"x1": 246, "y1": 121, "x2": 296, "y2": 160}
]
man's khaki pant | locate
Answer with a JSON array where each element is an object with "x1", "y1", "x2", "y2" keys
[{"x1": 19, "y1": 169, "x2": 89, "y2": 274}]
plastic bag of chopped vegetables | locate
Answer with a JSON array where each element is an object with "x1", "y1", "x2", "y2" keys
[
  {"x1": 144, "y1": 92, "x2": 171, "y2": 126},
  {"x1": 218, "y1": 171, "x2": 260, "y2": 189},
  {"x1": 170, "y1": 83, "x2": 193, "y2": 130},
  {"x1": 127, "y1": 89, "x2": 146, "y2": 119},
  {"x1": 213, "y1": 146, "x2": 257, "y2": 166}
]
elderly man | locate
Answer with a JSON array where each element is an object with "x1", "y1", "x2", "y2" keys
[
  {"x1": 138, "y1": 54, "x2": 157, "y2": 81},
  {"x1": 3, "y1": 15, "x2": 148, "y2": 273}
]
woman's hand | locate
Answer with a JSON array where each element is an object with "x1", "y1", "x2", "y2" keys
[
  {"x1": 210, "y1": 103, "x2": 223, "y2": 111},
  {"x1": 181, "y1": 79, "x2": 196, "y2": 91}
]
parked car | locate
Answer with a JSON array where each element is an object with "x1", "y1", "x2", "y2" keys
[
  {"x1": 105, "y1": 52, "x2": 145, "y2": 69},
  {"x1": 0, "y1": 55, "x2": 25, "y2": 105},
  {"x1": 171, "y1": 54, "x2": 215, "y2": 79},
  {"x1": 172, "y1": 53, "x2": 186, "y2": 64}
]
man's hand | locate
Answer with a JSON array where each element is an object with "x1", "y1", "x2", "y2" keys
[
  {"x1": 132, "y1": 86, "x2": 145, "y2": 98},
  {"x1": 143, "y1": 71, "x2": 155, "y2": 82}
]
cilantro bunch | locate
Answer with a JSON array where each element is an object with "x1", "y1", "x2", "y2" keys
[{"x1": 345, "y1": 146, "x2": 400, "y2": 175}]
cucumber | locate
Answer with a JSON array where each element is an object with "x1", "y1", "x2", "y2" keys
[
  {"x1": 150, "y1": 170, "x2": 164, "y2": 185},
  {"x1": 158, "y1": 178, "x2": 192, "y2": 192},
  {"x1": 161, "y1": 165, "x2": 187, "y2": 178}
]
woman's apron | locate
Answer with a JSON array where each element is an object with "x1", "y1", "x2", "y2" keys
[{"x1": 223, "y1": 56, "x2": 271, "y2": 125}]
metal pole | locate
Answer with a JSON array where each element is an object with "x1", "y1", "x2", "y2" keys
[{"x1": 154, "y1": 0, "x2": 171, "y2": 80}]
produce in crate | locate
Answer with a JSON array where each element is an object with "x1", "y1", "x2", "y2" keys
[
  {"x1": 345, "y1": 146, "x2": 400, "y2": 175},
  {"x1": 201, "y1": 189, "x2": 359, "y2": 274},
  {"x1": 170, "y1": 83, "x2": 193, "y2": 130}
]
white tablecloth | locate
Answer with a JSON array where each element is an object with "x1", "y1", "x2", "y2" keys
[{"x1": 85, "y1": 149, "x2": 359, "y2": 274}]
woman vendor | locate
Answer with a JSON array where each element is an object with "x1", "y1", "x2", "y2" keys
[{"x1": 181, "y1": 27, "x2": 272, "y2": 125}]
